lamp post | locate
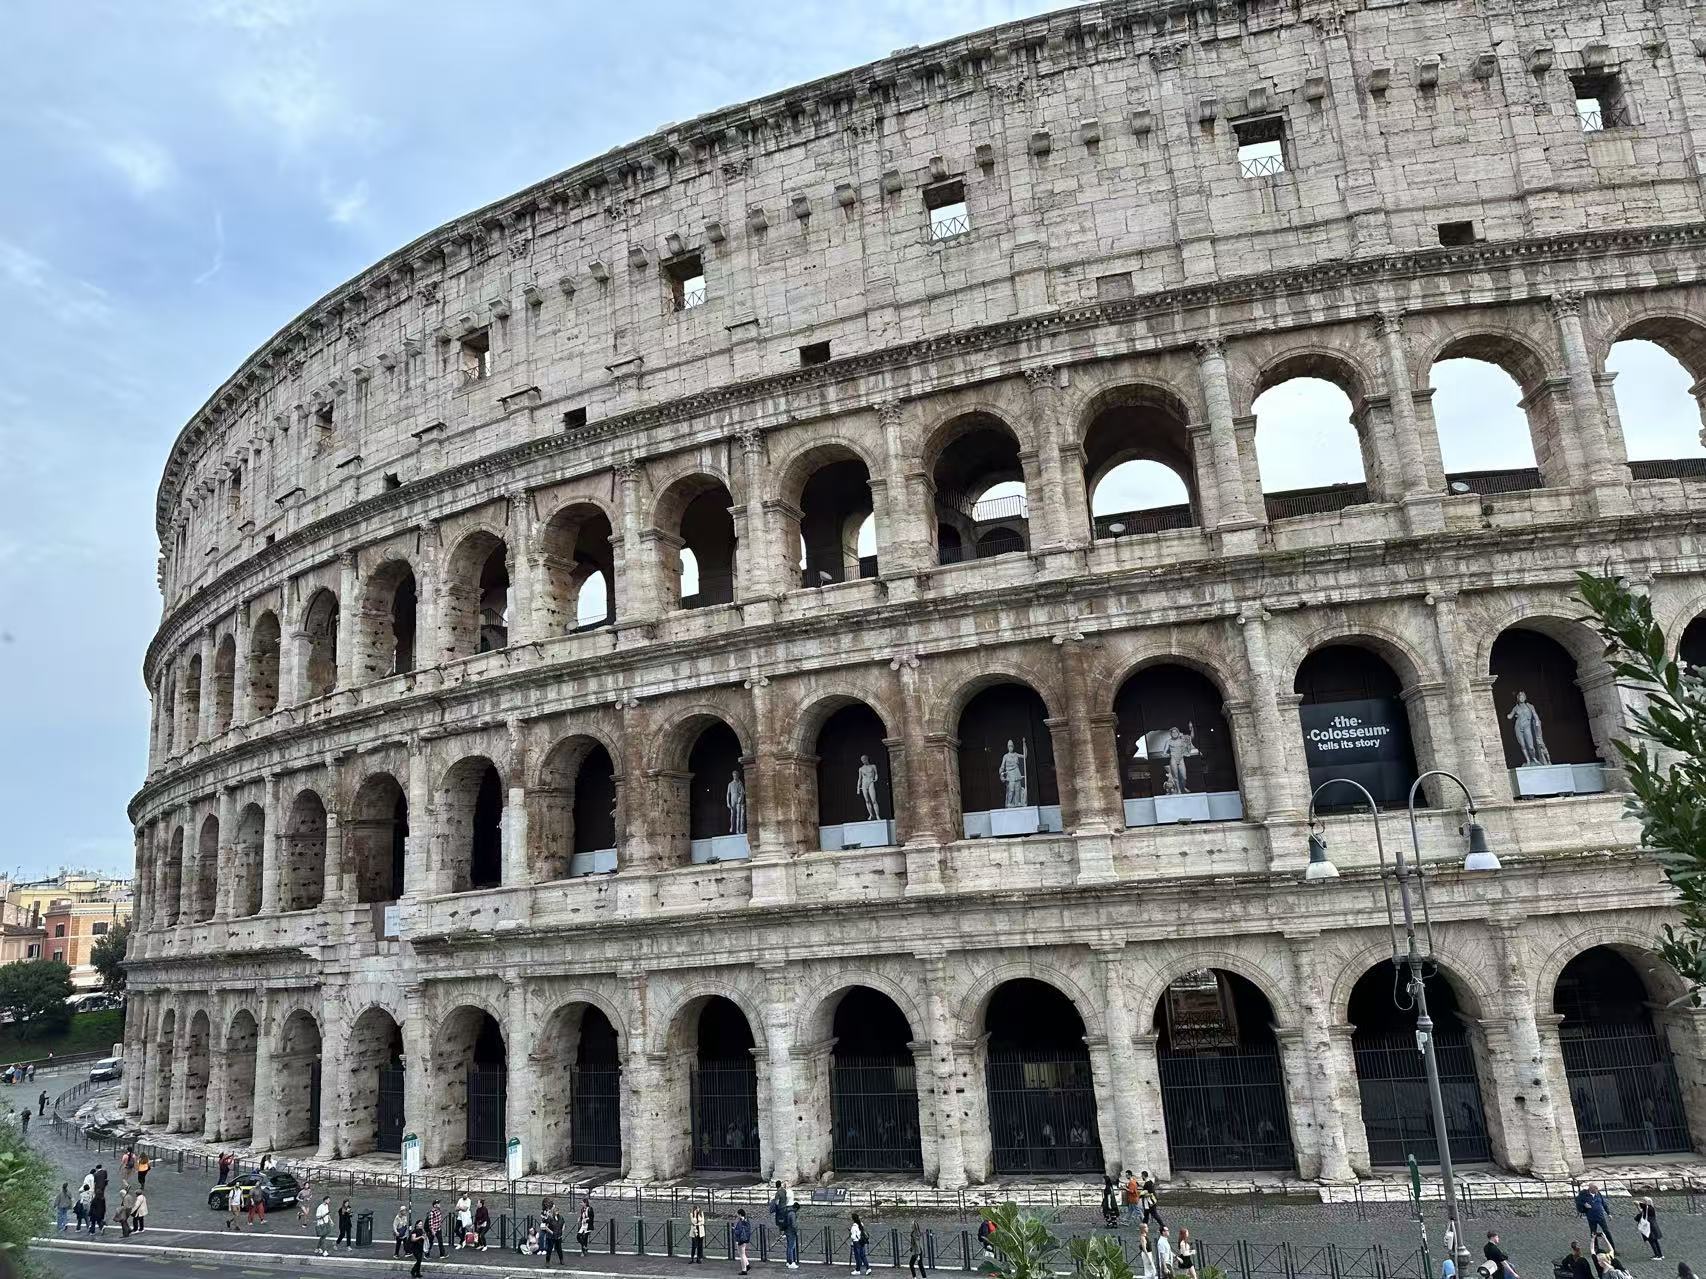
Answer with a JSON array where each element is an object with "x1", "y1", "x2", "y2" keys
[{"x1": 1304, "y1": 769, "x2": 1501, "y2": 1264}]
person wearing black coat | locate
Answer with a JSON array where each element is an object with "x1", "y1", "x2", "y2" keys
[{"x1": 1636, "y1": 1199, "x2": 1663, "y2": 1259}]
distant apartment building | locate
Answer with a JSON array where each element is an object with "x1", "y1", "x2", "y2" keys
[{"x1": 0, "y1": 871, "x2": 132, "y2": 988}]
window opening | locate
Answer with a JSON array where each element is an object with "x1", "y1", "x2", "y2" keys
[
  {"x1": 1234, "y1": 116, "x2": 1287, "y2": 177},
  {"x1": 460, "y1": 329, "x2": 492, "y2": 384},
  {"x1": 924, "y1": 180, "x2": 968, "y2": 241}
]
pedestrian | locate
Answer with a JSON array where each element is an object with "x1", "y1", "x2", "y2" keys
[
  {"x1": 1123, "y1": 1170, "x2": 1141, "y2": 1225},
  {"x1": 474, "y1": 1197, "x2": 491, "y2": 1251},
  {"x1": 1102, "y1": 1175, "x2": 1120, "y2": 1229},
  {"x1": 545, "y1": 1204, "x2": 567, "y2": 1266},
  {"x1": 93, "y1": 1163, "x2": 108, "y2": 1197},
  {"x1": 1155, "y1": 1225, "x2": 1174, "y2": 1276},
  {"x1": 849, "y1": 1213, "x2": 871, "y2": 1276},
  {"x1": 576, "y1": 1195, "x2": 594, "y2": 1256},
  {"x1": 427, "y1": 1199, "x2": 447, "y2": 1258},
  {"x1": 246, "y1": 1180, "x2": 266, "y2": 1227},
  {"x1": 1563, "y1": 1243, "x2": 1593, "y2": 1279},
  {"x1": 977, "y1": 1214, "x2": 994, "y2": 1258},
  {"x1": 119, "y1": 1185, "x2": 133, "y2": 1239},
  {"x1": 54, "y1": 1182, "x2": 72, "y2": 1233},
  {"x1": 1142, "y1": 1172, "x2": 1165, "y2": 1229},
  {"x1": 120, "y1": 1146, "x2": 134, "y2": 1182},
  {"x1": 409, "y1": 1220, "x2": 428, "y2": 1279},
  {"x1": 1484, "y1": 1231, "x2": 1516, "y2": 1279},
  {"x1": 771, "y1": 1183, "x2": 799, "y2": 1271},
  {"x1": 130, "y1": 1191, "x2": 147, "y2": 1233},
  {"x1": 38, "y1": 1090, "x2": 48, "y2": 1117},
  {"x1": 733, "y1": 1209, "x2": 752, "y2": 1275},
  {"x1": 18, "y1": 1108, "x2": 28, "y2": 1135},
  {"x1": 908, "y1": 1220, "x2": 928, "y2": 1278},
  {"x1": 73, "y1": 1183, "x2": 89, "y2": 1232},
  {"x1": 135, "y1": 1153, "x2": 150, "y2": 1189},
  {"x1": 1177, "y1": 1228, "x2": 1196, "y2": 1275},
  {"x1": 687, "y1": 1205, "x2": 707, "y2": 1264},
  {"x1": 1137, "y1": 1227, "x2": 1157, "y2": 1279},
  {"x1": 337, "y1": 1199, "x2": 353, "y2": 1248},
  {"x1": 218, "y1": 1151, "x2": 232, "y2": 1184},
  {"x1": 314, "y1": 1198, "x2": 332, "y2": 1255},
  {"x1": 259, "y1": 1151, "x2": 274, "y2": 1173},
  {"x1": 1575, "y1": 1184, "x2": 1615, "y2": 1251},
  {"x1": 226, "y1": 1182, "x2": 244, "y2": 1230},
  {"x1": 90, "y1": 1186, "x2": 107, "y2": 1234},
  {"x1": 393, "y1": 1205, "x2": 411, "y2": 1257},
  {"x1": 1635, "y1": 1198, "x2": 1663, "y2": 1259},
  {"x1": 454, "y1": 1192, "x2": 472, "y2": 1249}
]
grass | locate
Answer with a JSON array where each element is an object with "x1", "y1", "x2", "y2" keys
[{"x1": 0, "y1": 1008, "x2": 124, "y2": 1063}]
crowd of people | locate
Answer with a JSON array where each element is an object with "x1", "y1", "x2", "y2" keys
[{"x1": 52, "y1": 1158, "x2": 147, "y2": 1237}]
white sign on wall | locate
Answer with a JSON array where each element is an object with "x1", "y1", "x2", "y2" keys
[
  {"x1": 401, "y1": 1133, "x2": 422, "y2": 1175},
  {"x1": 506, "y1": 1136, "x2": 524, "y2": 1183}
]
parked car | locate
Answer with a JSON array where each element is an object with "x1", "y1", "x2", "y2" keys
[
  {"x1": 207, "y1": 1170, "x2": 301, "y2": 1211},
  {"x1": 88, "y1": 1058, "x2": 123, "y2": 1083}
]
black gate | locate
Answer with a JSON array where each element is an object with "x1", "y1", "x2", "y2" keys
[
  {"x1": 570, "y1": 1065, "x2": 623, "y2": 1167},
  {"x1": 466, "y1": 1066, "x2": 507, "y2": 1162},
  {"x1": 984, "y1": 1049, "x2": 1102, "y2": 1174},
  {"x1": 308, "y1": 1062, "x2": 322, "y2": 1146},
  {"x1": 376, "y1": 1063, "x2": 405, "y2": 1154},
  {"x1": 691, "y1": 1062, "x2": 760, "y2": 1172},
  {"x1": 1353, "y1": 1029, "x2": 1490, "y2": 1165},
  {"x1": 1562, "y1": 1021, "x2": 1690, "y2": 1157},
  {"x1": 1158, "y1": 1046, "x2": 1294, "y2": 1172},
  {"x1": 830, "y1": 1055, "x2": 923, "y2": 1172}
]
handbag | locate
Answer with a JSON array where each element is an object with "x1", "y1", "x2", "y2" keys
[{"x1": 1637, "y1": 1217, "x2": 1651, "y2": 1239}]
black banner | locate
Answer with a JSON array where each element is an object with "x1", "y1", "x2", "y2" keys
[{"x1": 1299, "y1": 697, "x2": 1417, "y2": 808}]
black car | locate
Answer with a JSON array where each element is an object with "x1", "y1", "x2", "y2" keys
[{"x1": 207, "y1": 1171, "x2": 301, "y2": 1211}]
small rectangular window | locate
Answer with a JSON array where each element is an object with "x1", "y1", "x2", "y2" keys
[
  {"x1": 1572, "y1": 73, "x2": 1629, "y2": 132},
  {"x1": 563, "y1": 407, "x2": 587, "y2": 430},
  {"x1": 92, "y1": 921, "x2": 108, "y2": 935},
  {"x1": 460, "y1": 328, "x2": 492, "y2": 384},
  {"x1": 54, "y1": 924, "x2": 66, "y2": 938},
  {"x1": 799, "y1": 341, "x2": 831, "y2": 366},
  {"x1": 52, "y1": 948, "x2": 64, "y2": 962},
  {"x1": 313, "y1": 402, "x2": 334, "y2": 431},
  {"x1": 666, "y1": 253, "x2": 706, "y2": 312},
  {"x1": 1437, "y1": 220, "x2": 1477, "y2": 246},
  {"x1": 1234, "y1": 116, "x2": 1287, "y2": 177},
  {"x1": 924, "y1": 180, "x2": 968, "y2": 241},
  {"x1": 383, "y1": 472, "x2": 402, "y2": 491}
]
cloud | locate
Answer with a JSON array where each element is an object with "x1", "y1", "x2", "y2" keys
[
  {"x1": 321, "y1": 178, "x2": 368, "y2": 226},
  {"x1": 193, "y1": 210, "x2": 226, "y2": 285},
  {"x1": 98, "y1": 136, "x2": 175, "y2": 195},
  {"x1": 0, "y1": 239, "x2": 112, "y2": 326},
  {"x1": 224, "y1": 57, "x2": 376, "y2": 151},
  {"x1": 200, "y1": 0, "x2": 317, "y2": 31}
]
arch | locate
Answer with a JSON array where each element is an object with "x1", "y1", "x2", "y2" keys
[
  {"x1": 1681, "y1": 611, "x2": 1706, "y2": 670},
  {"x1": 281, "y1": 789, "x2": 327, "y2": 912},
  {"x1": 687, "y1": 720, "x2": 747, "y2": 855},
  {"x1": 539, "y1": 501, "x2": 616, "y2": 633},
  {"x1": 160, "y1": 827, "x2": 184, "y2": 927},
  {"x1": 813, "y1": 700, "x2": 895, "y2": 848},
  {"x1": 796, "y1": 971, "x2": 926, "y2": 1048},
  {"x1": 437, "y1": 756, "x2": 504, "y2": 893},
  {"x1": 1252, "y1": 369, "x2": 1369, "y2": 509},
  {"x1": 249, "y1": 610, "x2": 281, "y2": 717},
  {"x1": 669, "y1": 994, "x2": 761, "y2": 1174},
  {"x1": 181, "y1": 1009, "x2": 212, "y2": 1133},
  {"x1": 1113, "y1": 663, "x2": 1243, "y2": 827},
  {"x1": 432, "y1": 1005, "x2": 508, "y2": 1164},
  {"x1": 535, "y1": 734, "x2": 620, "y2": 879},
  {"x1": 300, "y1": 588, "x2": 339, "y2": 700},
  {"x1": 357, "y1": 558, "x2": 417, "y2": 680},
  {"x1": 824, "y1": 987, "x2": 924, "y2": 1173},
  {"x1": 192, "y1": 813, "x2": 219, "y2": 923},
  {"x1": 444, "y1": 529, "x2": 511, "y2": 658},
  {"x1": 982, "y1": 977, "x2": 1103, "y2": 1174},
  {"x1": 536, "y1": 1000, "x2": 625, "y2": 1170},
  {"x1": 1425, "y1": 327, "x2": 1555, "y2": 395},
  {"x1": 275, "y1": 1009, "x2": 323, "y2": 1149},
  {"x1": 180, "y1": 652, "x2": 203, "y2": 746},
  {"x1": 1429, "y1": 356, "x2": 1540, "y2": 484},
  {"x1": 1607, "y1": 311, "x2": 1706, "y2": 385},
  {"x1": 930, "y1": 411, "x2": 1028, "y2": 564},
  {"x1": 663, "y1": 477, "x2": 737, "y2": 609},
  {"x1": 1294, "y1": 640, "x2": 1423, "y2": 810},
  {"x1": 232, "y1": 802, "x2": 265, "y2": 918},
  {"x1": 786, "y1": 445, "x2": 878, "y2": 587},
  {"x1": 221, "y1": 1008, "x2": 259, "y2": 1140},
  {"x1": 149, "y1": 1007, "x2": 176, "y2": 1125},
  {"x1": 1489, "y1": 626, "x2": 1603, "y2": 779},
  {"x1": 1153, "y1": 967, "x2": 1295, "y2": 1173},
  {"x1": 348, "y1": 772, "x2": 408, "y2": 903},
  {"x1": 1607, "y1": 334, "x2": 1706, "y2": 465},
  {"x1": 957, "y1": 961, "x2": 1109, "y2": 1043},
  {"x1": 955, "y1": 682, "x2": 1060, "y2": 837},
  {"x1": 1080, "y1": 383, "x2": 1198, "y2": 539},
  {"x1": 158, "y1": 666, "x2": 177, "y2": 756},
  {"x1": 211, "y1": 634, "x2": 236, "y2": 735},
  {"x1": 344, "y1": 1005, "x2": 406, "y2": 1156}
]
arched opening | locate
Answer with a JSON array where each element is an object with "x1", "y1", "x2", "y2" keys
[
  {"x1": 984, "y1": 979, "x2": 1101, "y2": 1174},
  {"x1": 1294, "y1": 644, "x2": 1421, "y2": 811},
  {"x1": 439, "y1": 758, "x2": 503, "y2": 893},
  {"x1": 1608, "y1": 336, "x2": 1706, "y2": 469},
  {"x1": 932, "y1": 417, "x2": 1028, "y2": 564},
  {"x1": 536, "y1": 738, "x2": 619, "y2": 878},
  {"x1": 1253, "y1": 373, "x2": 1369, "y2": 518},
  {"x1": 211, "y1": 635, "x2": 236, "y2": 735},
  {"x1": 192, "y1": 814, "x2": 219, "y2": 923},
  {"x1": 1429, "y1": 357, "x2": 1541, "y2": 494},
  {"x1": 349, "y1": 774, "x2": 408, "y2": 904},
  {"x1": 1348, "y1": 961, "x2": 1490, "y2": 1166},
  {"x1": 182, "y1": 1010, "x2": 211, "y2": 1133},
  {"x1": 1114, "y1": 664, "x2": 1242, "y2": 827},
  {"x1": 150, "y1": 1010, "x2": 175, "y2": 1125},
  {"x1": 1681, "y1": 613, "x2": 1706, "y2": 670},
  {"x1": 829, "y1": 988, "x2": 922, "y2": 1173},
  {"x1": 1082, "y1": 389, "x2": 1197, "y2": 539},
  {"x1": 478, "y1": 544, "x2": 511, "y2": 653},
  {"x1": 689, "y1": 996, "x2": 760, "y2": 1173},
  {"x1": 301, "y1": 589, "x2": 339, "y2": 700},
  {"x1": 444, "y1": 532, "x2": 510, "y2": 659},
  {"x1": 1555, "y1": 947, "x2": 1689, "y2": 1157},
  {"x1": 814, "y1": 702, "x2": 895, "y2": 850},
  {"x1": 675, "y1": 483, "x2": 737, "y2": 609},
  {"x1": 345, "y1": 1007, "x2": 405, "y2": 1156},
  {"x1": 249, "y1": 610, "x2": 281, "y2": 717},
  {"x1": 180, "y1": 653, "x2": 202, "y2": 745},
  {"x1": 540, "y1": 1003, "x2": 623, "y2": 1171},
  {"x1": 434, "y1": 1008, "x2": 507, "y2": 1164},
  {"x1": 233, "y1": 803, "x2": 264, "y2": 918},
  {"x1": 796, "y1": 457, "x2": 876, "y2": 586},
  {"x1": 158, "y1": 670, "x2": 176, "y2": 756},
  {"x1": 688, "y1": 721, "x2": 748, "y2": 863},
  {"x1": 1490, "y1": 627, "x2": 1606, "y2": 798},
  {"x1": 358, "y1": 560, "x2": 417, "y2": 680},
  {"x1": 540, "y1": 503, "x2": 616, "y2": 633},
  {"x1": 221, "y1": 1010, "x2": 258, "y2": 1140},
  {"x1": 276, "y1": 1010, "x2": 323, "y2": 1150},
  {"x1": 160, "y1": 827, "x2": 184, "y2": 926},
  {"x1": 956, "y1": 683, "x2": 1061, "y2": 838},
  {"x1": 1155, "y1": 969, "x2": 1294, "y2": 1172},
  {"x1": 281, "y1": 790, "x2": 327, "y2": 912}
]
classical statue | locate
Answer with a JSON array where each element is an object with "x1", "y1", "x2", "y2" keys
[
  {"x1": 855, "y1": 754, "x2": 882, "y2": 821},
  {"x1": 726, "y1": 770, "x2": 747, "y2": 834},
  {"x1": 998, "y1": 738, "x2": 1028, "y2": 808},
  {"x1": 1505, "y1": 690, "x2": 1551, "y2": 767},
  {"x1": 1163, "y1": 723, "x2": 1198, "y2": 794}
]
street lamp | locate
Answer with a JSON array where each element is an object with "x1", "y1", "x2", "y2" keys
[{"x1": 1303, "y1": 770, "x2": 1500, "y2": 1262}]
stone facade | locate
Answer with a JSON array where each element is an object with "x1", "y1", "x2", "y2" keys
[{"x1": 126, "y1": 0, "x2": 1706, "y2": 1185}]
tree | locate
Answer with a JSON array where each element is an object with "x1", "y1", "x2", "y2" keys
[
  {"x1": 1578, "y1": 571, "x2": 1706, "y2": 1001},
  {"x1": 0, "y1": 960, "x2": 73, "y2": 1041},
  {"x1": 984, "y1": 1203, "x2": 1063, "y2": 1279},
  {"x1": 90, "y1": 921, "x2": 129, "y2": 995},
  {"x1": 0, "y1": 1120, "x2": 54, "y2": 1278}
]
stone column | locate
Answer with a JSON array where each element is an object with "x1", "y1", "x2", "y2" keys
[
  {"x1": 1329, "y1": 1024, "x2": 1371, "y2": 1175},
  {"x1": 321, "y1": 754, "x2": 348, "y2": 909},
  {"x1": 404, "y1": 737, "x2": 433, "y2": 896},
  {"x1": 1487, "y1": 919, "x2": 1573, "y2": 1175},
  {"x1": 613, "y1": 460, "x2": 657, "y2": 629},
  {"x1": 1374, "y1": 313, "x2": 1444, "y2": 532},
  {"x1": 893, "y1": 654, "x2": 948, "y2": 895},
  {"x1": 176, "y1": 804, "x2": 197, "y2": 927},
  {"x1": 1185, "y1": 422, "x2": 1221, "y2": 530},
  {"x1": 1057, "y1": 632, "x2": 1119, "y2": 883},
  {"x1": 1096, "y1": 945, "x2": 1146, "y2": 1174},
  {"x1": 1023, "y1": 366, "x2": 1074, "y2": 550},
  {"x1": 1429, "y1": 592, "x2": 1495, "y2": 803},
  {"x1": 1238, "y1": 608, "x2": 1303, "y2": 823},
  {"x1": 504, "y1": 977, "x2": 539, "y2": 1172},
  {"x1": 736, "y1": 428, "x2": 775, "y2": 603},
  {"x1": 1194, "y1": 339, "x2": 1261, "y2": 547},
  {"x1": 231, "y1": 604, "x2": 251, "y2": 726},
  {"x1": 1654, "y1": 1003, "x2": 1706, "y2": 1155},
  {"x1": 917, "y1": 953, "x2": 968, "y2": 1188},
  {"x1": 260, "y1": 775, "x2": 282, "y2": 915},
  {"x1": 1283, "y1": 933, "x2": 1356, "y2": 1181},
  {"x1": 400, "y1": 984, "x2": 433, "y2": 1159},
  {"x1": 413, "y1": 522, "x2": 443, "y2": 669},
  {"x1": 167, "y1": 1009, "x2": 191, "y2": 1132},
  {"x1": 759, "y1": 964, "x2": 799, "y2": 1183},
  {"x1": 621, "y1": 972, "x2": 656, "y2": 1181},
  {"x1": 1131, "y1": 1031, "x2": 1172, "y2": 1178},
  {"x1": 197, "y1": 627, "x2": 218, "y2": 743},
  {"x1": 1551, "y1": 293, "x2": 1629, "y2": 507},
  {"x1": 335, "y1": 551, "x2": 360, "y2": 690},
  {"x1": 214, "y1": 787, "x2": 237, "y2": 921},
  {"x1": 503, "y1": 718, "x2": 531, "y2": 894},
  {"x1": 872, "y1": 401, "x2": 926, "y2": 576},
  {"x1": 745, "y1": 674, "x2": 793, "y2": 907}
]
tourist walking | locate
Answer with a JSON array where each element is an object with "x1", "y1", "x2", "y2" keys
[
  {"x1": 771, "y1": 1183, "x2": 800, "y2": 1271},
  {"x1": 218, "y1": 1151, "x2": 233, "y2": 1184},
  {"x1": 908, "y1": 1220, "x2": 928, "y2": 1278},
  {"x1": 119, "y1": 1186, "x2": 133, "y2": 1238},
  {"x1": 576, "y1": 1195, "x2": 595, "y2": 1256},
  {"x1": 38, "y1": 1090, "x2": 48, "y2": 1117},
  {"x1": 1636, "y1": 1199, "x2": 1663, "y2": 1259},
  {"x1": 1484, "y1": 1231, "x2": 1516, "y2": 1279},
  {"x1": 130, "y1": 1190, "x2": 147, "y2": 1233},
  {"x1": 337, "y1": 1199, "x2": 353, "y2": 1248},
  {"x1": 54, "y1": 1182, "x2": 71, "y2": 1233},
  {"x1": 226, "y1": 1182, "x2": 244, "y2": 1230},
  {"x1": 1142, "y1": 1172, "x2": 1165, "y2": 1229},
  {"x1": 18, "y1": 1108, "x2": 28, "y2": 1135},
  {"x1": 89, "y1": 1185, "x2": 107, "y2": 1234},
  {"x1": 135, "y1": 1152, "x2": 150, "y2": 1189},
  {"x1": 545, "y1": 1204, "x2": 567, "y2": 1265},
  {"x1": 392, "y1": 1205, "x2": 411, "y2": 1257},
  {"x1": 1176, "y1": 1228, "x2": 1196, "y2": 1275},
  {"x1": 314, "y1": 1198, "x2": 333, "y2": 1255},
  {"x1": 120, "y1": 1146, "x2": 134, "y2": 1181},
  {"x1": 850, "y1": 1213, "x2": 871, "y2": 1276},
  {"x1": 454, "y1": 1192, "x2": 472, "y2": 1248},
  {"x1": 474, "y1": 1197, "x2": 491, "y2": 1250},
  {"x1": 689, "y1": 1205, "x2": 707, "y2": 1263},
  {"x1": 1154, "y1": 1225, "x2": 1174, "y2": 1276},
  {"x1": 1123, "y1": 1171, "x2": 1141, "y2": 1225},
  {"x1": 408, "y1": 1219, "x2": 428, "y2": 1278},
  {"x1": 1575, "y1": 1184, "x2": 1616, "y2": 1251},
  {"x1": 246, "y1": 1180, "x2": 266, "y2": 1227},
  {"x1": 733, "y1": 1209, "x2": 752, "y2": 1275},
  {"x1": 73, "y1": 1183, "x2": 89, "y2": 1232},
  {"x1": 1102, "y1": 1175, "x2": 1120, "y2": 1229},
  {"x1": 427, "y1": 1200, "x2": 447, "y2": 1257},
  {"x1": 1137, "y1": 1227, "x2": 1157, "y2": 1279}
]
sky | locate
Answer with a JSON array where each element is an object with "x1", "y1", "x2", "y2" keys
[{"x1": 1, "y1": 2, "x2": 1700, "y2": 880}]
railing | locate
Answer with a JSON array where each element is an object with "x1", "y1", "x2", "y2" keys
[
  {"x1": 1630, "y1": 457, "x2": 1706, "y2": 481},
  {"x1": 1578, "y1": 103, "x2": 1630, "y2": 133},
  {"x1": 1094, "y1": 504, "x2": 1195, "y2": 538},
  {"x1": 969, "y1": 493, "x2": 1028, "y2": 522},
  {"x1": 678, "y1": 283, "x2": 707, "y2": 311},
  {"x1": 929, "y1": 214, "x2": 970, "y2": 242},
  {"x1": 1238, "y1": 153, "x2": 1286, "y2": 178},
  {"x1": 1443, "y1": 467, "x2": 1543, "y2": 496},
  {"x1": 1264, "y1": 481, "x2": 1371, "y2": 520}
]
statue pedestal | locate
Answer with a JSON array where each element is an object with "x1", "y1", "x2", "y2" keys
[
  {"x1": 1124, "y1": 792, "x2": 1244, "y2": 827},
  {"x1": 817, "y1": 820, "x2": 897, "y2": 851},
  {"x1": 689, "y1": 834, "x2": 752, "y2": 863},
  {"x1": 568, "y1": 847, "x2": 618, "y2": 876},
  {"x1": 962, "y1": 805, "x2": 1065, "y2": 838},
  {"x1": 1509, "y1": 764, "x2": 1606, "y2": 798}
]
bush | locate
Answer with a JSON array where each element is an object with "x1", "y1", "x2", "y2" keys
[{"x1": 0, "y1": 1120, "x2": 55, "y2": 1277}]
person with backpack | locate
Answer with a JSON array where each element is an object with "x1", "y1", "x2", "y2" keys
[
  {"x1": 226, "y1": 1182, "x2": 244, "y2": 1230},
  {"x1": 733, "y1": 1209, "x2": 753, "y2": 1275},
  {"x1": 54, "y1": 1183, "x2": 72, "y2": 1233},
  {"x1": 393, "y1": 1204, "x2": 411, "y2": 1257},
  {"x1": 1484, "y1": 1231, "x2": 1517, "y2": 1279},
  {"x1": 1142, "y1": 1172, "x2": 1165, "y2": 1229},
  {"x1": 770, "y1": 1183, "x2": 799, "y2": 1270},
  {"x1": 849, "y1": 1213, "x2": 872, "y2": 1276}
]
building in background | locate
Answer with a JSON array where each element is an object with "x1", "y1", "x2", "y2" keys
[{"x1": 0, "y1": 871, "x2": 131, "y2": 986}]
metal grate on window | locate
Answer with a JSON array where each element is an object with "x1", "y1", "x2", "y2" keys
[
  {"x1": 930, "y1": 205, "x2": 969, "y2": 241},
  {"x1": 1238, "y1": 153, "x2": 1286, "y2": 178}
]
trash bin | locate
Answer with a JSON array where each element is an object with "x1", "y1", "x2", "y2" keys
[{"x1": 356, "y1": 1211, "x2": 374, "y2": 1247}]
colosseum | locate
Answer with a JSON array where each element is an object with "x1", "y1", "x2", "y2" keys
[{"x1": 124, "y1": 0, "x2": 1706, "y2": 1188}]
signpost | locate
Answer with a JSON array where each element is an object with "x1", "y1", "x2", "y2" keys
[
  {"x1": 506, "y1": 1136, "x2": 523, "y2": 1245},
  {"x1": 402, "y1": 1132, "x2": 421, "y2": 1202}
]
